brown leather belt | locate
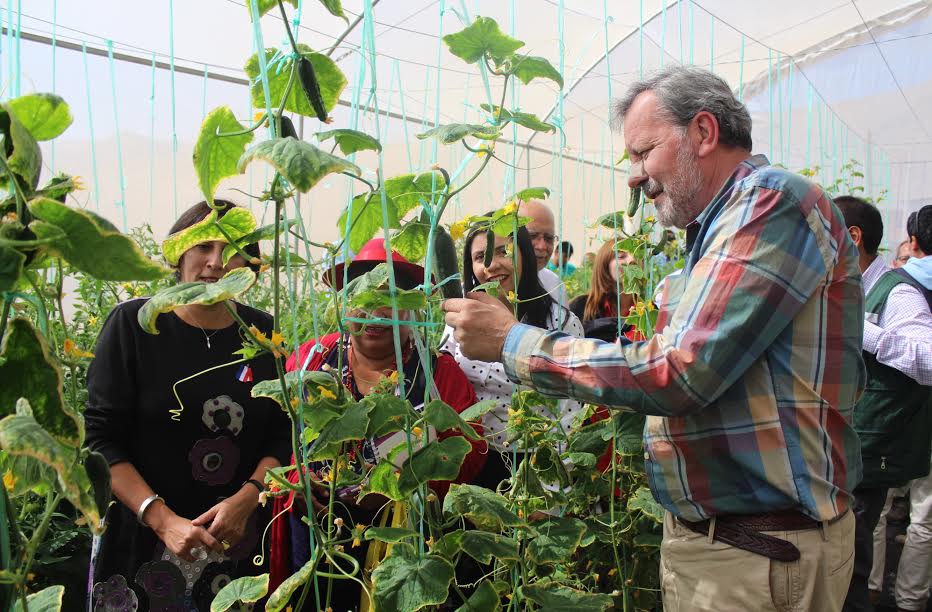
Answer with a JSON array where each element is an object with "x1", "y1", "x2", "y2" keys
[{"x1": 678, "y1": 509, "x2": 847, "y2": 563}]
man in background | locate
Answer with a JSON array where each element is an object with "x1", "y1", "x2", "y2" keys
[
  {"x1": 518, "y1": 199, "x2": 568, "y2": 307},
  {"x1": 548, "y1": 241, "x2": 576, "y2": 278},
  {"x1": 836, "y1": 197, "x2": 932, "y2": 611}
]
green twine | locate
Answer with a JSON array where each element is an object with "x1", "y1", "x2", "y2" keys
[
  {"x1": 148, "y1": 53, "x2": 156, "y2": 218},
  {"x1": 678, "y1": 0, "x2": 684, "y2": 63},
  {"x1": 708, "y1": 13, "x2": 714, "y2": 72},
  {"x1": 638, "y1": 0, "x2": 644, "y2": 77},
  {"x1": 390, "y1": 61, "x2": 414, "y2": 170},
  {"x1": 602, "y1": 0, "x2": 624, "y2": 342},
  {"x1": 201, "y1": 64, "x2": 209, "y2": 119},
  {"x1": 50, "y1": 0, "x2": 57, "y2": 172},
  {"x1": 13, "y1": 0, "x2": 20, "y2": 96},
  {"x1": 806, "y1": 83, "x2": 813, "y2": 171},
  {"x1": 688, "y1": 0, "x2": 694, "y2": 65},
  {"x1": 786, "y1": 61, "x2": 794, "y2": 165},
  {"x1": 246, "y1": 0, "x2": 277, "y2": 138},
  {"x1": 767, "y1": 49, "x2": 773, "y2": 161},
  {"x1": 106, "y1": 40, "x2": 128, "y2": 232},
  {"x1": 168, "y1": 0, "x2": 179, "y2": 218},
  {"x1": 660, "y1": 0, "x2": 667, "y2": 68},
  {"x1": 80, "y1": 42, "x2": 100, "y2": 211},
  {"x1": 777, "y1": 52, "x2": 784, "y2": 166},
  {"x1": 738, "y1": 33, "x2": 745, "y2": 101}
]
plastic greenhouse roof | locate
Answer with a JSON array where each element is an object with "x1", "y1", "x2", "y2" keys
[{"x1": 15, "y1": 0, "x2": 932, "y2": 254}]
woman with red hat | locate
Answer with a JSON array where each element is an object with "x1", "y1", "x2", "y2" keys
[{"x1": 268, "y1": 238, "x2": 486, "y2": 610}]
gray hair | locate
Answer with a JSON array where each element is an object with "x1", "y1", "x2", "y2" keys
[{"x1": 614, "y1": 66, "x2": 752, "y2": 150}]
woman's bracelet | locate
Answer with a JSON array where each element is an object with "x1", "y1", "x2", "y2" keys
[
  {"x1": 242, "y1": 479, "x2": 265, "y2": 494},
  {"x1": 136, "y1": 494, "x2": 165, "y2": 526}
]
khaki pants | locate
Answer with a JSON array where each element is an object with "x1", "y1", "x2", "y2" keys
[{"x1": 661, "y1": 510, "x2": 855, "y2": 611}]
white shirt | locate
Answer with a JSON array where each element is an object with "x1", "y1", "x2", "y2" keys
[
  {"x1": 538, "y1": 268, "x2": 569, "y2": 309},
  {"x1": 443, "y1": 300, "x2": 584, "y2": 451},
  {"x1": 861, "y1": 256, "x2": 932, "y2": 386}
]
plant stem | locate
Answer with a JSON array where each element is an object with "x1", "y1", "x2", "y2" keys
[
  {"x1": 216, "y1": 112, "x2": 268, "y2": 138},
  {"x1": 16, "y1": 493, "x2": 62, "y2": 602},
  {"x1": 278, "y1": 1, "x2": 300, "y2": 55},
  {"x1": 0, "y1": 295, "x2": 11, "y2": 343}
]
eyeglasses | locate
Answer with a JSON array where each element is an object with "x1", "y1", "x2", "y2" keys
[{"x1": 527, "y1": 231, "x2": 558, "y2": 244}]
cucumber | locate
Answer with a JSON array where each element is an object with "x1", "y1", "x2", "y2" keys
[
  {"x1": 277, "y1": 115, "x2": 299, "y2": 140},
  {"x1": 627, "y1": 185, "x2": 642, "y2": 217},
  {"x1": 432, "y1": 226, "x2": 463, "y2": 299},
  {"x1": 297, "y1": 57, "x2": 329, "y2": 122},
  {"x1": 482, "y1": 229, "x2": 496, "y2": 269}
]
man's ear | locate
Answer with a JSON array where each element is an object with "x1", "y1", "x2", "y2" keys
[
  {"x1": 693, "y1": 111, "x2": 720, "y2": 158},
  {"x1": 909, "y1": 235, "x2": 924, "y2": 258},
  {"x1": 848, "y1": 226, "x2": 863, "y2": 249}
]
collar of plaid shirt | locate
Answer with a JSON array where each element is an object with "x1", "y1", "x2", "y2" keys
[{"x1": 501, "y1": 154, "x2": 865, "y2": 521}]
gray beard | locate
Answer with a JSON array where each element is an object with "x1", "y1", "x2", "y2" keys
[{"x1": 650, "y1": 144, "x2": 704, "y2": 229}]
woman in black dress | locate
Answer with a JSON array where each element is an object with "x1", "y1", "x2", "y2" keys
[
  {"x1": 568, "y1": 238, "x2": 639, "y2": 343},
  {"x1": 85, "y1": 201, "x2": 291, "y2": 611}
]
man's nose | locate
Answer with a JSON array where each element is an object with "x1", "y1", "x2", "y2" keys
[{"x1": 628, "y1": 159, "x2": 647, "y2": 189}]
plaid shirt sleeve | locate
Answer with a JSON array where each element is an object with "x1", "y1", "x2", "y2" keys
[{"x1": 502, "y1": 182, "x2": 832, "y2": 417}]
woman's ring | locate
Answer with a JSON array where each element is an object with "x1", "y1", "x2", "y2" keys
[{"x1": 189, "y1": 546, "x2": 208, "y2": 560}]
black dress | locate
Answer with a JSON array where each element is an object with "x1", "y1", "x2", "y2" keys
[{"x1": 85, "y1": 298, "x2": 292, "y2": 612}]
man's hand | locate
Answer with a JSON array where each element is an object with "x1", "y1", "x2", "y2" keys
[{"x1": 443, "y1": 292, "x2": 519, "y2": 362}]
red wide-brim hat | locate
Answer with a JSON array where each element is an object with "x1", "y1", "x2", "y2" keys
[{"x1": 323, "y1": 238, "x2": 426, "y2": 290}]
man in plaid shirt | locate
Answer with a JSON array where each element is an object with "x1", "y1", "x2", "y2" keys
[{"x1": 444, "y1": 66, "x2": 864, "y2": 610}]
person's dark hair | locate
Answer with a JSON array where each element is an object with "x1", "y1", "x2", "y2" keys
[
  {"x1": 835, "y1": 195, "x2": 883, "y2": 255},
  {"x1": 168, "y1": 200, "x2": 261, "y2": 278},
  {"x1": 462, "y1": 215, "x2": 553, "y2": 329},
  {"x1": 907, "y1": 204, "x2": 932, "y2": 255},
  {"x1": 558, "y1": 241, "x2": 574, "y2": 259},
  {"x1": 614, "y1": 65, "x2": 752, "y2": 150}
]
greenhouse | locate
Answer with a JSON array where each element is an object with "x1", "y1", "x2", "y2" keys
[{"x1": 1, "y1": 0, "x2": 931, "y2": 610}]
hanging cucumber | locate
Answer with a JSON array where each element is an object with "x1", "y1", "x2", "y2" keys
[
  {"x1": 432, "y1": 226, "x2": 463, "y2": 300},
  {"x1": 277, "y1": 115, "x2": 299, "y2": 140},
  {"x1": 297, "y1": 56, "x2": 329, "y2": 122},
  {"x1": 627, "y1": 185, "x2": 642, "y2": 217},
  {"x1": 482, "y1": 229, "x2": 496, "y2": 268},
  {"x1": 650, "y1": 228, "x2": 669, "y2": 256}
]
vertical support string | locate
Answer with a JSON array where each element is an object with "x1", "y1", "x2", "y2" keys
[
  {"x1": 106, "y1": 41, "x2": 128, "y2": 232},
  {"x1": 148, "y1": 53, "x2": 157, "y2": 218},
  {"x1": 168, "y1": 0, "x2": 179, "y2": 218},
  {"x1": 81, "y1": 42, "x2": 100, "y2": 211},
  {"x1": 638, "y1": 0, "x2": 644, "y2": 77},
  {"x1": 767, "y1": 49, "x2": 773, "y2": 161},
  {"x1": 708, "y1": 13, "x2": 714, "y2": 72},
  {"x1": 50, "y1": 0, "x2": 57, "y2": 172},
  {"x1": 777, "y1": 52, "x2": 783, "y2": 166},
  {"x1": 660, "y1": 0, "x2": 667, "y2": 68},
  {"x1": 201, "y1": 64, "x2": 209, "y2": 120},
  {"x1": 737, "y1": 33, "x2": 744, "y2": 101},
  {"x1": 786, "y1": 60, "x2": 794, "y2": 167}
]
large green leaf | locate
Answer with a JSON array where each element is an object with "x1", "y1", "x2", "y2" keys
[
  {"x1": 308, "y1": 401, "x2": 370, "y2": 460},
  {"x1": 527, "y1": 517, "x2": 587, "y2": 565},
  {"x1": 343, "y1": 262, "x2": 427, "y2": 311},
  {"x1": 266, "y1": 556, "x2": 315, "y2": 612},
  {"x1": 317, "y1": 128, "x2": 382, "y2": 155},
  {"x1": 518, "y1": 583, "x2": 612, "y2": 611},
  {"x1": 316, "y1": 0, "x2": 346, "y2": 19},
  {"x1": 510, "y1": 186, "x2": 551, "y2": 203},
  {"x1": 251, "y1": 0, "x2": 297, "y2": 19},
  {"x1": 443, "y1": 484, "x2": 523, "y2": 532},
  {"x1": 252, "y1": 369, "x2": 339, "y2": 410},
  {"x1": 361, "y1": 456, "x2": 403, "y2": 501},
  {"x1": 27, "y1": 197, "x2": 170, "y2": 281},
  {"x1": 364, "y1": 526, "x2": 421, "y2": 543},
  {"x1": 459, "y1": 531, "x2": 520, "y2": 565},
  {"x1": 614, "y1": 411, "x2": 646, "y2": 455},
  {"x1": 11, "y1": 584, "x2": 64, "y2": 612},
  {"x1": 455, "y1": 580, "x2": 501, "y2": 612},
  {"x1": 398, "y1": 436, "x2": 470, "y2": 494},
  {"x1": 210, "y1": 573, "x2": 268, "y2": 612},
  {"x1": 7, "y1": 93, "x2": 72, "y2": 141},
  {"x1": 137, "y1": 267, "x2": 256, "y2": 335},
  {"x1": 1, "y1": 105, "x2": 42, "y2": 190},
  {"x1": 239, "y1": 137, "x2": 360, "y2": 193},
  {"x1": 391, "y1": 219, "x2": 430, "y2": 264},
  {"x1": 84, "y1": 450, "x2": 112, "y2": 522},
  {"x1": 422, "y1": 400, "x2": 479, "y2": 440},
  {"x1": 458, "y1": 400, "x2": 498, "y2": 422},
  {"x1": 507, "y1": 55, "x2": 564, "y2": 88},
  {"x1": 0, "y1": 413, "x2": 101, "y2": 533},
  {"x1": 416, "y1": 123, "x2": 501, "y2": 145},
  {"x1": 244, "y1": 45, "x2": 346, "y2": 118},
  {"x1": 442, "y1": 17, "x2": 524, "y2": 64},
  {"x1": 371, "y1": 548, "x2": 454, "y2": 612},
  {"x1": 194, "y1": 107, "x2": 254, "y2": 204},
  {"x1": 365, "y1": 394, "x2": 416, "y2": 438},
  {"x1": 481, "y1": 105, "x2": 555, "y2": 133},
  {"x1": 337, "y1": 193, "x2": 400, "y2": 253},
  {"x1": 0, "y1": 319, "x2": 80, "y2": 446},
  {"x1": 384, "y1": 172, "x2": 446, "y2": 218},
  {"x1": 0, "y1": 452, "x2": 52, "y2": 496},
  {"x1": 0, "y1": 245, "x2": 25, "y2": 292},
  {"x1": 627, "y1": 486, "x2": 664, "y2": 524}
]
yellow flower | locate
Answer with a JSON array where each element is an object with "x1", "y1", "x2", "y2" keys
[
  {"x1": 426, "y1": 536, "x2": 435, "y2": 549},
  {"x1": 317, "y1": 385, "x2": 337, "y2": 400},
  {"x1": 608, "y1": 568, "x2": 618, "y2": 576},
  {"x1": 412, "y1": 426, "x2": 423, "y2": 437},
  {"x1": 506, "y1": 291, "x2": 516, "y2": 304},
  {"x1": 2, "y1": 211, "x2": 17, "y2": 223},
  {"x1": 87, "y1": 315, "x2": 99, "y2": 326},
  {"x1": 290, "y1": 397, "x2": 299, "y2": 409},
  {"x1": 352, "y1": 537, "x2": 362, "y2": 548},
  {"x1": 72, "y1": 176, "x2": 86, "y2": 191},
  {"x1": 449, "y1": 219, "x2": 468, "y2": 241},
  {"x1": 248, "y1": 325, "x2": 268, "y2": 344},
  {"x1": 63, "y1": 338, "x2": 94, "y2": 359},
  {"x1": 501, "y1": 200, "x2": 518, "y2": 215},
  {"x1": 388, "y1": 370, "x2": 399, "y2": 385},
  {"x1": 3, "y1": 470, "x2": 16, "y2": 491},
  {"x1": 645, "y1": 216, "x2": 656, "y2": 223}
]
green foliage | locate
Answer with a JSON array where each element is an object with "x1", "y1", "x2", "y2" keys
[
  {"x1": 510, "y1": 186, "x2": 551, "y2": 202},
  {"x1": 627, "y1": 486, "x2": 664, "y2": 524},
  {"x1": 209, "y1": 573, "x2": 269, "y2": 612},
  {"x1": 364, "y1": 526, "x2": 421, "y2": 543},
  {"x1": 397, "y1": 436, "x2": 471, "y2": 494},
  {"x1": 519, "y1": 582, "x2": 613, "y2": 611},
  {"x1": 238, "y1": 137, "x2": 361, "y2": 193},
  {"x1": 507, "y1": 54, "x2": 564, "y2": 88},
  {"x1": 343, "y1": 262, "x2": 427, "y2": 311},
  {"x1": 137, "y1": 267, "x2": 256, "y2": 334},
  {"x1": 7, "y1": 94, "x2": 72, "y2": 141},
  {"x1": 2, "y1": 103, "x2": 43, "y2": 190},
  {"x1": 384, "y1": 171, "x2": 447, "y2": 218},
  {"x1": 417, "y1": 123, "x2": 502, "y2": 145},
  {"x1": 371, "y1": 547, "x2": 455, "y2": 611},
  {"x1": 442, "y1": 16, "x2": 525, "y2": 64},
  {"x1": 11, "y1": 584, "x2": 64, "y2": 612},
  {"x1": 316, "y1": 128, "x2": 382, "y2": 155},
  {"x1": 391, "y1": 215, "x2": 430, "y2": 263},
  {"x1": 337, "y1": 192, "x2": 400, "y2": 252},
  {"x1": 28, "y1": 198, "x2": 171, "y2": 280},
  {"x1": 244, "y1": 45, "x2": 347, "y2": 119},
  {"x1": 0, "y1": 319, "x2": 81, "y2": 446},
  {"x1": 194, "y1": 106, "x2": 254, "y2": 204},
  {"x1": 480, "y1": 105, "x2": 555, "y2": 133},
  {"x1": 443, "y1": 484, "x2": 524, "y2": 531}
]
